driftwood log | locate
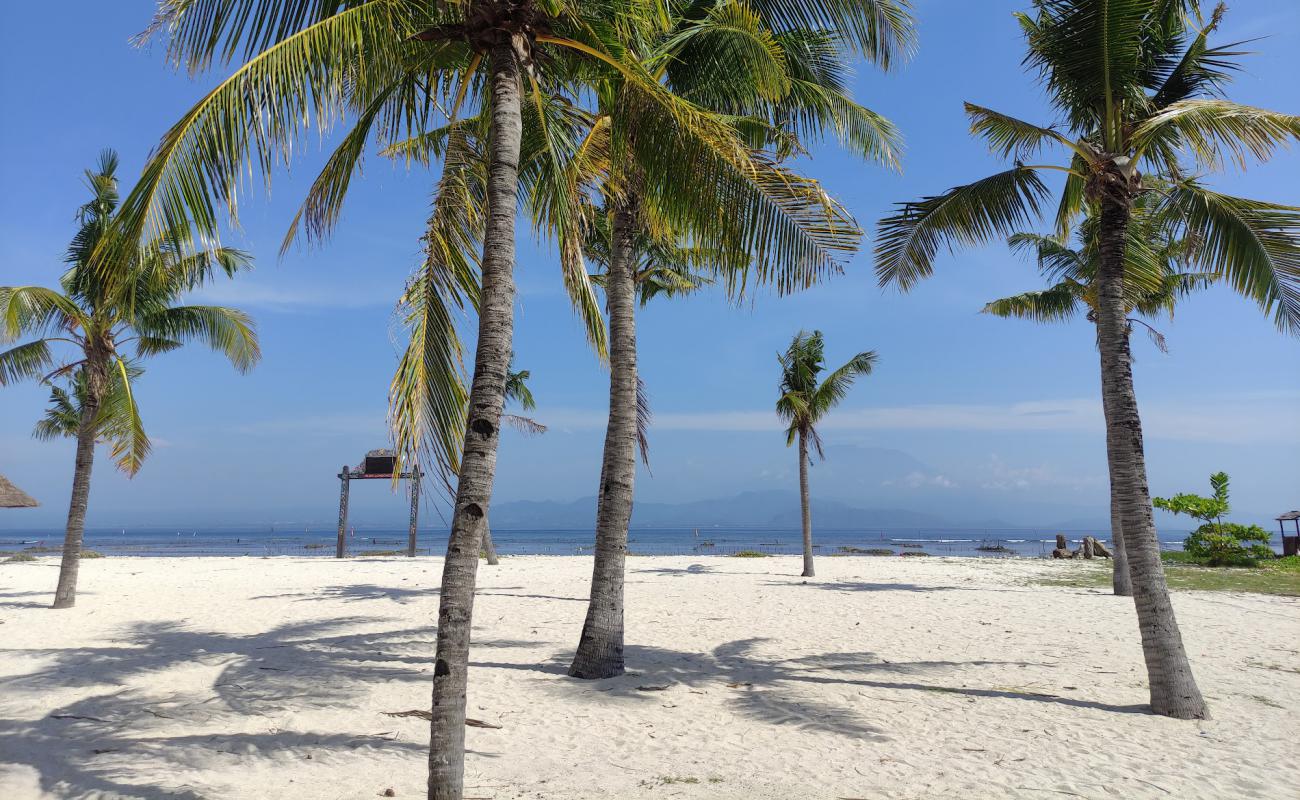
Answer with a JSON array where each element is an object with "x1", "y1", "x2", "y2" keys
[{"x1": 1051, "y1": 534, "x2": 1112, "y2": 559}]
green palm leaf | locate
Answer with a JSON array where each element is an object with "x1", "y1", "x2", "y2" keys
[{"x1": 875, "y1": 166, "x2": 1051, "y2": 290}]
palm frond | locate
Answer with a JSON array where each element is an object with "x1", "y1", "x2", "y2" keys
[
  {"x1": 1161, "y1": 182, "x2": 1300, "y2": 333},
  {"x1": 1150, "y1": 2, "x2": 1246, "y2": 108},
  {"x1": 875, "y1": 166, "x2": 1051, "y2": 290},
  {"x1": 965, "y1": 102, "x2": 1075, "y2": 160},
  {"x1": 0, "y1": 340, "x2": 57, "y2": 386},
  {"x1": 636, "y1": 375, "x2": 651, "y2": 469},
  {"x1": 136, "y1": 306, "x2": 261, "y2": 372},
  {"x1": 100, "y1": 357, "x2": 151, "y2": 475},
  {"x1": 0, "y1": 286, "x2": 84, "y2": 343},
  {"x1": 747, "y1": 0, "x2": 917, "y2": 67},
  {"x1": 982, "y1": 281, "x2": 1084, "y2": 322},
  {"x1": 1133, "y1": 100, "x2": 1300, "y2": 171},
  {"x1": 810, "y1": 350, "x2": 876, "y2": 422}
]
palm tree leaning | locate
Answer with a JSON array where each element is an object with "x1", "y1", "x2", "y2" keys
[
  {"x1": 0, "y1": 150, "x2": 259, "y2": 609},
  {"x1": 875, "y1": 0, "x2": 1300, "y2": 719},
  {"x1": 776, "y1": 331, "x2": 876, "y2": 577},
  {"x1": 985, "y1": 197, "x2": 1217, "y2": 596}
]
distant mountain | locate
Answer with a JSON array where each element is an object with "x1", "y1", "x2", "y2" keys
[{"x1": 489, "y1": 489, "x2": 954, "y2": 529}]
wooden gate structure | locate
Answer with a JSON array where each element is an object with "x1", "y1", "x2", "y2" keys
[{"x1": 336, "y1": 449, "x2": 422, "y2": 558}]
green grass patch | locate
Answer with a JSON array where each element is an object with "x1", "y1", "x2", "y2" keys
[
  {"x1": 731, "y1": 550, "x2": 769, "y2": 558},
  {"x1": 3, "y1": 552, "x2": 37, "y2": 563},
  {"x1": 356, "y1": 549, "x2": 403, "y2": 557},
  {"x1": 1037, "y1": 554, "x2": 1300, "y2": 596},
  {"x1": 80, "y1": 550, "x2": 104, "y2": 559}
]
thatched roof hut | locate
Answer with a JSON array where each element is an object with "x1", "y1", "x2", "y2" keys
[{"x1": 0, "y1": 474, "x2": 38, "y2": 508}]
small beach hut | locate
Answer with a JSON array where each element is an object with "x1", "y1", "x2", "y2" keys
[
  {"x1": 1277, "y1": 511, "x2": 1300, "y2": 557},
  {"x1": 0, "y1": 473, "x2": 39, "y2": 508}
]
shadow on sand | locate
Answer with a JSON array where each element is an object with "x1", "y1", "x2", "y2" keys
[{"x1": 0, "y1": 616, "x2": 535, "y2": 798}]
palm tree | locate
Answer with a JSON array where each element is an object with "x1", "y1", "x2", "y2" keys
[
  {"x1": 381, "y1": 0, "x2": 904, "y2": 680},
  {"x1": 985, "y1": 198, "x2": 1216, "y2": 596},
  {"x1": 0, "y1": 150, "x2": 259, "y2": 609},
  {"x1": 560, "y1": 0, "x2": 913, "y2": 681},
  {"x1": 776, "y1": 331, "x2": 876, "y2": 577},
  {"x1": 125, "y1": 3, "x2": 831, "y2": 795},
  {"x1": 874, "y1": 0, "x2": 1300, "y2": 719}
]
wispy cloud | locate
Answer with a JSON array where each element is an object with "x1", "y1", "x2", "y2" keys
[
  {"x1": 189, "y1": 281, "x2": 398, "y2": 312},
  {"x1": 537, "y1": 393, "x2": 1299, "y2": 445}
]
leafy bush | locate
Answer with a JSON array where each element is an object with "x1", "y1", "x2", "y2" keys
[
  {"x1": 1155, "y1": 471, "x2": 1275, "y2": 566},
  {"x1": 79, "y1": 550, "x2": 105, "y2": 559},
  {"x1": 1182, "y1": 523, "x2": 1274, "y2": 567}
]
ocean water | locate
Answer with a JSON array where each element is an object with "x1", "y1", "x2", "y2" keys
[{"x1": 0, "y1": 526, "x2": 1220, "y2": 559}]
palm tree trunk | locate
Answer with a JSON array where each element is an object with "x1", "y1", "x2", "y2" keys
[
  {"x1": 427, "y1": 41, "x2": 524, "y2": 800},
  {"x1": 1098, "y1": 351, "x2": 1132, "y2": 597},
  {"x1": 1108, "y1": 479, "x2": 1132, "y2": 596},
  {"x1": 1095, "y1": 193, "x2": 1207, "y2": 719},
  {"x1": 51, "y1": 377, "x2": 101, "y2": 610},
  {"x1": 482, "y1": 528, "x2": 499, "y2": 565},
  {"x1": 569, "y1": 199, "x2": 638, "y2": 679},
  {"x1": 799, "y1": 427, "x2": 813, "y2": 578}
]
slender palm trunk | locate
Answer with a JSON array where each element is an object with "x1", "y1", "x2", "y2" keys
[
  {"x1": 798, "y1": 427, "x2": 813, "y2": 578},
  {"x1": 427, "y1": 41, "x2": 524, "y2": 800},
  {"x1": 51, "y1": 378, "x2": 101, "y2": 609},
  {"x1": 482, "y1": 528, "x2": 499, "y2": 565},
  {"x1": 1108, "y1": 480, "x2": 1132, "y2": 596},
  {"x1": 1098, "y1": 350, "x2": 1132, "y2": 596},
  {"x1": 1095, "y1": 192, "x2": 1207, "y2": 719},
  {"x1": 569, "y1": 200, "x2": 638, "y2": 679}
]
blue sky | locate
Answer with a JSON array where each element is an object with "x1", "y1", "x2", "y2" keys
[{"x1": 2, "y1": 0, "x2": 1297, "y2": 530}]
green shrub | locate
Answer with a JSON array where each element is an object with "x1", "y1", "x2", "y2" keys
[
  {"x1": 1182, "y1": 523, "x2": 1273, "y2": 567},
  {"x1": 3, "y1": 552, "x2": 37, "y2": 563},
  {"x1": 732, "y1": 550, "x2": 769, "y2": 558},
  {"x1": 79, "y1": 550, "x2": 105, "y2": 559}
]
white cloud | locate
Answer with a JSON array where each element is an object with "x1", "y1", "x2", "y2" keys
[
  {"x1": 189, "y1": 282, "x2": 398, "y2": 312},
  {"x1": 536, "y1": 392, "x2": 1299, "y2": 445},
  {"x1": 884, "y1": 470, "x2": 958, "y2": 489}
]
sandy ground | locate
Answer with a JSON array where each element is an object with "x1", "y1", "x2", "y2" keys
[{"x1": 0, "y1": 555, "x2": 1296, "y2": 800}]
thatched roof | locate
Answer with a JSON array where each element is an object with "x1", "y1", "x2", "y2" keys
[{"x1": 0, "y1": 474, "x2": 38, "y2": 508}]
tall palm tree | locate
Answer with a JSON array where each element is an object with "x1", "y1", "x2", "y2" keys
[
  {"x1": 125, "y1": 3, "x2": 833, "y2": 795},
  {"x1": 0, "y1": 150, "x2": 259, "y2": 609},
  {"x1": 874, "y1": 0, "x2": 1300, "y2": 719},
  {"x1": 776, "y1": 331, "x2": 876, "y2": 577},
  {"x1": 985, "y1": 198, "x2": 1216, "y2": 596},
  {"x1": 381, "y1": 0, "x2": 903, "y2": 680},
  {"x1": 560, "y1": 0, "x2": 913, "y2": 680}
]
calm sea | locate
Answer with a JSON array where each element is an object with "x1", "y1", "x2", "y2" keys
[{"x1": 0, "y1": 526, "x2": 1221, "y2": 559}]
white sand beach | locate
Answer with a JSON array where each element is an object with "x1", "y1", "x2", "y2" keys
[{"x1": 1, "y1": 555, "x2": 1296, "y2": 800}]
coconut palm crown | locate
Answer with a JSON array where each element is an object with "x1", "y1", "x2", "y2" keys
[
  {"x1": 776, "y1": 330, "x2": 876, "y2": 577},
  {"x1": 0, "y1": 149, "x2": 260, "y2": 610}
]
